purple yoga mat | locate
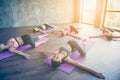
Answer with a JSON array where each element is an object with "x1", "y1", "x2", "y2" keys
[
  {"x1": 0, "y1": 45, "x2": 31, "y2": 60},
  {"x1": 43, "y1": 50, "x2": 83, "y2": 73},
  {"x1": 0, "y1": 37, "x2": 48, "y2": 60},
  {"x1": 44, "y1": 40, "x2": 95, "y2": 73}
]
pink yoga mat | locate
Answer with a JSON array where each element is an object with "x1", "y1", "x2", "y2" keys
[
  {"x1": 44, "y1": 40, "x2": 95, "y2": 73},
  {"x1": 35, "y1": 37, "x2": 48, "y2": 47}
]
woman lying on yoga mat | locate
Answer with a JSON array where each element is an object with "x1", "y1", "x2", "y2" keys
[
  {"x1": 62, "y1": 25, "x2": 80, "y2": 39},
  {"x1": 53, "y1": 25, "x2": 81, "y2": 39},
  {"x1": 41, "y1": 40, "x2": 105, "y2": 79},
  {"x1": 33, "y1": 24, "x2": 54, "y2": 33},
  {"x1": 89, "y1": 27, "x2": 120, "y2": 41},
  {"x1": 0, "y1": 34, "x2": 47, "y2": 59}
]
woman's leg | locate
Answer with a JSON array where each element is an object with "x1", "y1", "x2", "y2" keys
[
  {"x1": 21, "y1": 34, "x2": 48, "y2": 48},
  {"x1": 44, "y1": 24, "x2": 54, "y2": 29},
  {"x1": 67, "y1": 40, "x2": 86, "y2": 56},
  {"x1": 32, "y1": 37, "x2": 39, "y2": 42},
  {"x1": 32, "y1": 33, "x2": 48, "y2": 42},
  {"x1": 21, "y1": 34, "x2": 35, "y2": 48}
]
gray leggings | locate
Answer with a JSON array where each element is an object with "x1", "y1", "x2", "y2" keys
[{"x1": 67, "y1": 40, "x2": 86, "y2": 56}]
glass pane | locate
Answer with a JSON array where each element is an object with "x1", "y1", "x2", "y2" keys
[
  {"x1": 105, "y1": 12, "x2": 120, "y2": 28},
  {"x1": 80, "y1": 0, "x2": 96, "y2": 24},
  {"x1": 107, "y1": 0, "x2": 120, "y2": 10},
  {"x1": 82, "y1": 0, "x2": 96, "y2": 10},
  {"x1": 82, "y1": 11, "x2": 95, "y2": 24}
]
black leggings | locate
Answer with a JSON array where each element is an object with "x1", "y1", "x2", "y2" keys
[
  {"x1": 67, "y1": 40, "x2": 86, "y2": 56},
  {"x1": 21, "y1": 34, "x2": 39, "y2": 48}
]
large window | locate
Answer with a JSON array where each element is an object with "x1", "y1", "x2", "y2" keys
[
  {"x1": 80, "y1": 0, "x2": 97, "y2": 25},
  {"x1": 105, "y1": 0, "x2": 120, "y2": 28}
]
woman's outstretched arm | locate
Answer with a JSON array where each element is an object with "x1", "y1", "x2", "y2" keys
[
  {"x1": 64, "y1": 57, "x2": 105, "y2": 79},
  {"x1": 9, "y1": 47, "x2": 31, "y2": 60}
]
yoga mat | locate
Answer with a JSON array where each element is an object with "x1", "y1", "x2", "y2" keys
[
  {"x1": 78, "y1": 39, "x2": 95, "y2": 52},
  {"x1": 44, "y1": 40, "x2": 95, "y2": 73},
  {"x1": 43, "y1": 50, "x2": 83, "y2": 73},
  {"x1": 0, "y1": 37, "x2": 48, "y2": 60},
  {"x1": 35, "y1": 37, "x2": 48, "y2": 47}
]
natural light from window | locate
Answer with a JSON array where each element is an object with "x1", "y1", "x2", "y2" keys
[
  {"x1": 80, "y1": 0, "x2": 96, "y2": 25},
  {"x1": 105, "y1": 0, "x2": 120, "y2": 28}
]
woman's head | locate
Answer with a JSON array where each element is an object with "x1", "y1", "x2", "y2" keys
[
  {"x1": 51, "y1": 51, "x2": 68, "y2": 68},
  {"x1": 105, "y1": 34, "x2": 113, "y2": 41},
  {"x1": 0, "y1": 41, "x2": 15, "y2": 52},
  {"x1": 51, "y1": 47, "x2": 70, "y2": 68}
]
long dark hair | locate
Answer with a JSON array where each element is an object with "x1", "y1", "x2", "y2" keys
[
  {"x1": 51, "y1": 47, "x2": 69, "y2": 68},
  {"x1": 51, "y1": 59, "x2": 61, "y2": 68}
]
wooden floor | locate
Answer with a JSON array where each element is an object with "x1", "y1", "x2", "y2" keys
[{"x1": 0, "y1": 24, "x2": 120, "y2": 80}]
